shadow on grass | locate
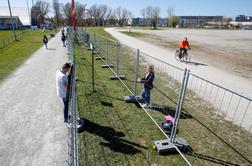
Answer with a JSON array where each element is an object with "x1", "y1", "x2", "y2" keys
[
  {"x1": 79, "y1": 118, "x2": 147, "y2": 155},
  {"x1": 151, "y1": 104, "x2": 193, "y2": 119},
  {"x1": 186, "y1": 147, "x2": 239, "y2": 166}
]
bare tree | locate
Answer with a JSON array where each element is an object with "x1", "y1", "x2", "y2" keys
[
  {"x1": 113, "y1": 7, "x2": 132, "y2": 27},
  {"x1": 75, "y1": 2, "x2": 86, "y2": 26},
  {"x1": 142, "y1": 6, "x2": 160, "y2": 29},
  {"x1": 167, "y1": 7, "x2": 175, "y2": 18},
  {"x1": 31, "y1": 0, "x2": 50, "y2": 27},
  {"x1": 63, "y1": 2, "x2": 71, "y2": 26},
  {"x1": 52, "y1": 0, "x2": 61, "y2": 28}
]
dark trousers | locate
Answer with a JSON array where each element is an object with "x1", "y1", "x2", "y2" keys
[
  {"x1": 179, "y1": 48, "x2": 187, "y2": 58},
  {"x1": 62, "y1": 98, "x2": 69, "y2": 121}
]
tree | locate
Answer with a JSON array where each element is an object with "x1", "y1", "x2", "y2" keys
[
  {"x1": 31, "y1": 0, "x2": 50, "y2": 27},
  {"x1": 141, "y1": 6, "x2": 160, "y2": 29},
  {"x1": 168, "y1": 16, "x2": 180, "y2": 27},
  {"x1": 167, "y1": 7, "x2": 174, "y2": 18},
  {"x1": 63, "y1": 2, "x2": 71, "y2": 26},
  {"x1": 89, "y1": 4, "x2": 113, "y2": 26},
  {"x1": 113, "y1": 7, "x2": 132, "y2": 27},
  {"x1": 63, "y1": 2, "x2": 86, "y2": 26},
  {"x1": 52, "y1": 0, "x2": 62, "y2": 28}
]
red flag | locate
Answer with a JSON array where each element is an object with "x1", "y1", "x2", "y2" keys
[{"x1": 72, "y1": 0, "x2": 76, "y2": 31}]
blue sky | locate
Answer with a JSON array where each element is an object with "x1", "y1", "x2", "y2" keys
[{"x1": 1, "y1": 0, "x2": 252, "y2": 18}]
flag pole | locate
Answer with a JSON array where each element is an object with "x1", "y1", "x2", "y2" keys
[
  {"x1": 72, "y1": 0, "x2": 76, "y2": 31},
  {"x1": 7, "y1": 0, "x2": 17, "y2": 41}
]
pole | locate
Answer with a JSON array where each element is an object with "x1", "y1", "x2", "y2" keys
[
  {"x1": 170, "y1": 69, "x2": 190, "y2": 143},
  {"x1": 26, "y1": 0, "x2": 31, "y2": 29},
  {"x1": 7, "y1": 0, "x2": 17, "y2": 41},
  {"x1": 91, "y1": 44, "x2": 95, "y2": 92},
  {"x1": 133, "y1": 49, "x2": 140, "y2": 96},
  {"x1": 71, "y1": 0, "x2": 76, "y2": 32},
  {"x1": 116, "y1": 43, "x2": 120, "y2": 75}
]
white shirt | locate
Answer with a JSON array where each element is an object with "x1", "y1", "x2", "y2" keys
[{"x1": 56, "y1": 70, "x2": 68, "y2": 98}]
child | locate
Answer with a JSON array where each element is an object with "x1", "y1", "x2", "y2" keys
[
  {"x1": 138, "y1": 64, "x2": 155, "y2": 108},
  {"x1": 43, "y1": 35, "x2": 48, "y2": 49}
]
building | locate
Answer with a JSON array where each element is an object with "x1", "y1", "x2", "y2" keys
[
  {"x1": 132, "y1": 17, "x2": 168, "y2": 27},
  {"x1": 235, "y1": 15, "x2": 252, "y2": 22},
  {"x1": 0, "y1": 6, "x2": 30, "y2": 29},
  {"x1": 0, "y1": 16, "x2": 23, "y2": 29},
  {"x1": 179, "y1": 16, "x2": 224, "y2": 28}
]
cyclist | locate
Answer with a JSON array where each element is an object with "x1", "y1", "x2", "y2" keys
[{"x1": 179, "y1": 37, "x2": 191, "y2": 59}]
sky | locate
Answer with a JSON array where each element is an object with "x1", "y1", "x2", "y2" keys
[{"x1": 0, "y1": 0, "x2": 252, "y2": 18}]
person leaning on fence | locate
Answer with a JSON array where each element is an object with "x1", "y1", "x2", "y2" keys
[
  {"x1": 138, "y1": 64, "x2": 155, "y2": 109},
  {"x1": 43, "y1": 35, "x2": 48, "y2": 49},
  {"x1": 56, "y1": 63, "x2": 71, "y2": 123}
]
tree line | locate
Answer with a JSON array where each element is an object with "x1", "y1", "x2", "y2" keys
[{"x1": 31, "y1": 0, "x2": 180, "y2": 29}]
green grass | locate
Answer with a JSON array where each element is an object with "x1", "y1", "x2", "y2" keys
[
  {"x1": 130, "y1": 26, "x2": 167, "y2": 30},
  {"x1": 76, "y1": 27, "x2": 252, "y2": 165},
  {"x1": 0, "y1": 30, "x2": 52, "y2": 81},
  {"x1": 85, "y1": 27, "x2": 115, "y2": 39},
  {"x1": 75, "y1": 44, "x2": 186, "y2": 166},
  {"x1": 120, "y1": 31, "x2": 146, "y2": 38}
]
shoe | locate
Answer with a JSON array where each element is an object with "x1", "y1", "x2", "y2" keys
[
  {"x1": 64, "y1": 119, "x2": 69, "y2": 123},
  {"x1": 142, "y1": 104, "x2": 147, "y2": 108},
  {"x1": 148, "y1": 103, "x2": 153, "y2": 109}
]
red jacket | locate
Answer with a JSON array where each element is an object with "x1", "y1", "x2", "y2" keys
[{"x1": 179, "y1": 40, "x2": 190, "y2": 49}]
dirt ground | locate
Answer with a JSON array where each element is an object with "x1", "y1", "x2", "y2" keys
[{"x1": 126, "y1": 29, "x2": 252, "y2": 79}]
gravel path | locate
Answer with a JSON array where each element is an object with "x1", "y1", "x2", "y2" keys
[
  {"x1": 0, "y1": 32, "x2": 68, "y2": 166},
  {"x1": 106, "y1": 28, "x2": 252, "y2": 98},
  {"x1": 105, "y1": 28, "x2": 252, "y2": 130}
]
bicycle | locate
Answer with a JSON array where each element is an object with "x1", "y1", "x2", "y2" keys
[{"x1": 175, "y1": 49, "x2": 191, "y2": 62}]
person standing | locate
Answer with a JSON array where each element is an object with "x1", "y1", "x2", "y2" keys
[
  {"x1": 138, "y1": 64, "x2": 155, "y2": 108},
  {"x1": 56, "y1": 63, "x2": 71, "y2": 123},
  {"x1": 61, "y1": 34, "x2": 66, "y2": 47},
  {"x1": 43, "y1": 35, "x2": 48, "y2": 49}
]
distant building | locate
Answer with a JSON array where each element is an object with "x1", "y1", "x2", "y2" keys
[
  {"x1": 132, "y1": 17, "x2": 167, "y2": 27},
  {"x1": 0, "y1": 6, "x2": 30, "y2": 29},
  {"x1": 235, "y1": 15, "x2": 252, "y2": 22},
  {"x1": 0, "y1": 16, "x2": 23, "y2": 29},
  {"x1": 179, "y1": 16, "x2": 224, "y2": 28}
]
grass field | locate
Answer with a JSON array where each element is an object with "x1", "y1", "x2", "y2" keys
[
  {"x1": 120, "y1": 31, "x2": 146, "y2": 38},
  {"x1": 0, "y1": 30, "x2": 52, "y2": 81},
  {"x1": 75, "y1": 27, "x2": 252, "y2": 166}
]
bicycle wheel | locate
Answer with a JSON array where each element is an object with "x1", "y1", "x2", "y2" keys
[
  {"x1": 184, "y1": 53, "x2": 191, "y2": 62},
  {"x1": 175, "y1": 50, "x2": 181, "y2": 61}
]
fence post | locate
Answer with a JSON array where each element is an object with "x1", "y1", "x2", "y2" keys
[
  {"x1": 133, "y1": 49, "x2": 140, "y2": 96},
  {"x1": 116, "y1": 43, "x2": 120, "y2": 75},
  {"x1": 106, "y1": 39, "x2": 109, "y2": 64},
  {"x1": 170, "y1": 69, "x2": 190, "y2": 143}
]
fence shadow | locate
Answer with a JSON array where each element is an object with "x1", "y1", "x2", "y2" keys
[
  {"x1": 151, "y1": 104, "x2": 193, "y2": 119},
  {"x1": 186, "y1": 147, "x2": 239, "y2": 166},
  {"x1": 79, "y1": 118, "x2": 146, "y2": 155}
]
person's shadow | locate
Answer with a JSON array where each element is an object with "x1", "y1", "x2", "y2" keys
[{"x1": 79, "y1": 118, "x2": 147, "y2": 155}]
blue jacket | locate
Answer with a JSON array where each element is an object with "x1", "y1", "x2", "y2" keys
[{"x1": 141, "y1": 71, "x2": 155, "y2": 90}]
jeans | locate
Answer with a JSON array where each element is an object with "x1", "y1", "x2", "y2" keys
[
  {"x1": 62, "y1": 98, "x2": 69, "y2": 121},
  {"x1": 44, "y1": 43, "x2": 48, "y2": 48},
  {"x1": 141, "y1": 88, "x2": 151, "y2": 104}
]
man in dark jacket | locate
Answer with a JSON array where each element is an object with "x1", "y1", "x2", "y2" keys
[
  {"x1": 138, "y1": 64, "x2": 155, "y2": 108},
  {"x1": 43, "y1": 35, "x2": 48, "y2": 49},
  {"x1": 61, "y1": 34, "x2": 66, "y2": 47}
]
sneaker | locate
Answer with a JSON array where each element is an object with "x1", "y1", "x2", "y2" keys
[
  {"x1": 64, "y1": 119, "x2": 69, "y2": 123},
  {"x1": 142, "y1": 104, "x2": 148, "y2": 108},
  {"x1": 148, "y1": 103, "x2": 153, "y2": 109}
]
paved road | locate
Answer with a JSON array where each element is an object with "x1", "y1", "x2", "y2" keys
[{"x1": 0, "y1": 32, "x2": 68, "y2": 166}]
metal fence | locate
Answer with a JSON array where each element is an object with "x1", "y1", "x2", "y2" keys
[
  {"x1": 77, "y1": 29, "x2": 252, "y2": 165},
  {"x1": 0, "y1": 29, "x2": 31, "y2": 49},
  {"x1": 67, "y1": 31, "x2": 78, "y2": 166}
]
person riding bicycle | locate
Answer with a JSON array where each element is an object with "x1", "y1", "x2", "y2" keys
[{"x1": 179, "y1": 37, "x2": 191, "y2": 59}]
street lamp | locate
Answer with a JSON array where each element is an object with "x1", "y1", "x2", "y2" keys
[{"x1": 7, "y1": 0, "x2": 17, "y2": 41}]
